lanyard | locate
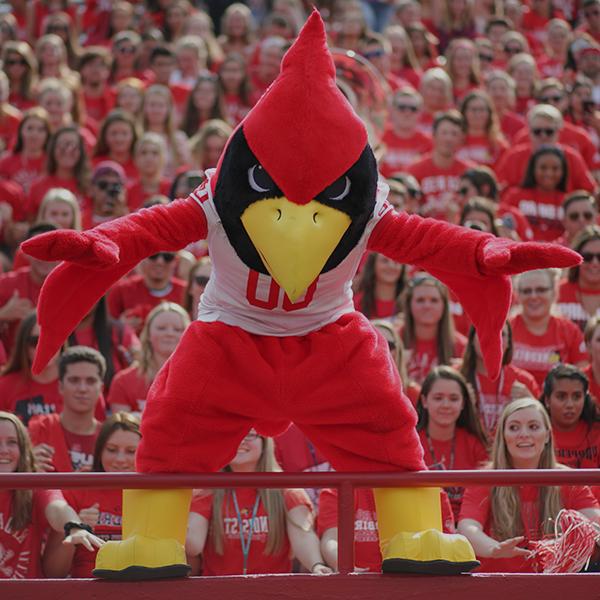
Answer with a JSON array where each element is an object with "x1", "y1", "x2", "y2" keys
[
  {"x1": 425, "y1": 429, "x2": 462, "y2": 501},
  {"x1": 231, "y1": 490, "x2": 261, "y2": 576}
]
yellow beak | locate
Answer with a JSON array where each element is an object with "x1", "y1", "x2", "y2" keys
[{"x1": 241, "y1": 197, "x2": 351, "y2": 302}]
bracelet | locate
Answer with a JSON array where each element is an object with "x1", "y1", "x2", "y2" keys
[
  {"x1": 311, "y1": 562, "x2": 327, "y2": 572},
  {"x1": 64, "y1": 521, "x2": 94, "y2": 538}
]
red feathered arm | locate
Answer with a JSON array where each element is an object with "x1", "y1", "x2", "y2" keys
[
  {"x1": 22, "y1": 197, "x2": 208, "y2": 374},
  {"x1": 368, "y1": 211, "x2": 581, "y2": 379}
]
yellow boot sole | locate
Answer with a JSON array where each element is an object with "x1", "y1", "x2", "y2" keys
[
  {"x1": 381, "y1": 529, "x2": 480, "y2": 575},
  {"x1": 93, "y1": 535, "x2": 191, "y2": 581}
]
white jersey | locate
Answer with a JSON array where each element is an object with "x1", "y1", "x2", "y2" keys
[{"x1": 190, "y1": 170, "x2": 392, "y2": 336}]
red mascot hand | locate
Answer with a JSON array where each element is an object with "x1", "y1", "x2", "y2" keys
[
  {"x1": 22, "y1": 229, "x2": 120, "y2": 268},
  {"x1": 479, "y1": 238, "x2": 582, "y2": 274}
]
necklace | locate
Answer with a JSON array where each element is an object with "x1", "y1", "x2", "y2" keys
[
  {"x1": 231, "y1": 490, "x2": 261, "y2": 576},
  {"x1": 425, "y1": 429, "x2": 462, "y2": 503}
]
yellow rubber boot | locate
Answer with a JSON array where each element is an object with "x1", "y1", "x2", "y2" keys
[
  {"x1": 93, "y1": 488, "x2": 193, "y2": 580},
  {"x1": 373, "y1": 487, "x2": 479, "y2": 575}
]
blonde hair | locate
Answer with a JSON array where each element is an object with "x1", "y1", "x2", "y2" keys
[
  {"x1": 210, "y1": 436, "x2": 287, "y2": 555},
  {"x1": 138, "y1": 302, "x2": 190, "y2": 375},
  {"x1": 134, "y1": 131, "x2": 167, "y2": 168},
  {"x1": 37, "y1": 187, "x2": 82, "y2": 230},
  {"x1": 371, "y1": 319, "x2": 409, "y2": 384},
  {"x1": 490, "y1": 398, "x2": 562, "y2": 540}
]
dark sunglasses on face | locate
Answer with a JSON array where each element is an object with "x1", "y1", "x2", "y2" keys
[
  {"x1": 407, "y1": 188, "x2": 422, "y2": 198},
  {"x1": 117, "y1": 46, "x2": 136, "y2": 55},
  {"x1": 532, "y1": 127, "x2": 556, "y2": 137},
  {"x1": 27, "y1": 335, "x2": 39, "y2": 347},
  {"x1": 567, "y1": 211, "x2": 594, "y2": 221},
  {"x1": 504, "y1": 46, "x2": 522, "y2": 54},
  {"x1": 96, "y1": 180, "x2": 123, "y2": 192},
  {"x1": 540, "y1": 95, "x2": 562, "y2": 103},
  {"x1": 582, "y1": 252, "x2": 600, "y2": 263},
  {"x1": 149, "y1": 252, "x2": 176, "y2": 263},
  {"x1": 5, "y1": 58, "x2": 27, "y2": 66},
  {"x1": 479, "y1": 53, "x2": 493, "y2": 62},
  {"x1": 394, "y1": 104, "x2": 419, "y2": 112}
]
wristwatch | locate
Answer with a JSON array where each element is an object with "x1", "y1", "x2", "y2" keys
[{"x1": 63, "y1": 521, "x2": 94, "y2": 537}]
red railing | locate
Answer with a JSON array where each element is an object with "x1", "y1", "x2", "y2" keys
[{"x1": 2, "y1": 469, "x2": 600, "y2": 575}]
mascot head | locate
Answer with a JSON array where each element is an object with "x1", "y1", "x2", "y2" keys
[{"x1": 213, "y1": 10, "x2": 378, "y2": 301}]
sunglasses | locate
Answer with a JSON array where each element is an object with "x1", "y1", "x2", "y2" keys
[
  {"x1": 394, "y1": 104, "x2": 419, "y2": 112},
  {"x1": 567, "y1": 211, "x2": 594, "y2": 221},
  {"x1": 149, "y1": 252, "x2": 176, "y2": 263},
  {"x1": 27, "y1": 335, "x2": 39, "y2": 347},
  {"x1": 194, "y1": 275, "x2": 209, "y2": 286},
  {"x1": 96, "y1": 180, "x2": 123, "y2": 191},
  {"x1": 407, "y1": 188, "x2": 422, "y2": 198},
  {"x1": 5, "y1": 58, "x2": 27, "y2": 66},
  {"x1": 532, "y1": 127, "x2": 556, "y2": 137},
  {"x1": 582, "y1": 252, "x2": 600, "y2": 263},
  {"x1": 117, "y1": 46, "x2": 136, "y2": 55},
  {"x1": 518, "y1": 286, "x2": 551, "y2": 296},
  {"x1": 479, "y1": 53, "x2": 493, "y2": 62},
  {"x1": 504, "y1": 46, "x2": 522, "y2": 55},
  {"x1": 540, "y1": 95, "x2": 562, "y2": 103}
]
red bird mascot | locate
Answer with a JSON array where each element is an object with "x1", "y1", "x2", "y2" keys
[{"x1": 24, "y1": 11, "x2": 580, "y2": 580}]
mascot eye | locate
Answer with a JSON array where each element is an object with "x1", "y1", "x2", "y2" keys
[
  {"x1": 248, "y1": 165, "x2": 275, "y2": 193},
  {"x1": 323, "y1": 176, "x2": 351, "y2": 201}
]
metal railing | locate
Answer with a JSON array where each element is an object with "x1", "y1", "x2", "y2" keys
[{"x1": 2, "y1": 469, "x2": 600, "y2": 575}]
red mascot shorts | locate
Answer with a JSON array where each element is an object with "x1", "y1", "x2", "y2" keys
[{"x1": 137, "y1": 311, "x2": 426, "y2": 474}]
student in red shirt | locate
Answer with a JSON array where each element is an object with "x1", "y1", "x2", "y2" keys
[
  {"x1": 408, "y1": 110, "x2": 474, "y2": 220},
  {"x1": 184, "y1": 257, "x2": 212, "y2": 320},
  {"x1": 0, "y1": 107, "x2": 49, "y2": 197},
  {"x1": 181, "y1": 73, "x2": 227, "y2": 138},
  {"x1": 1, "y1": 41, "x2": 37, "y2": 112},
  {"x1": 379, "y1": 87, "x2": 433, "y2": 178},
  {"x1": 511, "y1": 268, "x2": 589, "y2": 389},
  {"x1": 0, "y1": 411, "x2": 103, "y2": 579},
  {"x1": 79, "y1": 47, "x2": 114, "y2": 127},
  {"x1": 584, "y1": 316, "x2": 600, "y2": 405},
  {"x1": 385, "y1": 25, "x2": 422, "y2": 89},
  {"x1": 28, "y1": 126, "x2": 90, "y2": 219},
  {"x1": 354, "y1": 252, "x2": 406, "y2": 320},
  {"x1": 457, "y1": 398, "x2": 600, "y2": 573},
  {"x1": 108, "y1": 302, "x2": 190, "y2": 416},
  {"x1": 28, "y1": 346, "x2": 105, "y2": 473},
  {"x1": 126, "y1": 132, "x2": 171, "y2": 212},
  {"x1": 416, "y1": 366, "x2": 489, "y2": 520},
  {"x1": 558, "y1": 225, "x2": 600, "y2": 330},
  {"x1": 485, "y1": 70, "x2": 526, "y2": 143},
  {"x1": 416, "y1": 67, "x2": 453, "y2": 135},
  {"x1": 444, "y1": 39, "x2": 480, "y2": 104},
  {"x1": 555, "y1": 191, "x2": 598, "y2": 248},
  {"x1": 401, "y1": 273, "x2": 467, "y2": 385},
  {"x1": 0, "y1": 312, "x2": 61, "y2": 426},
  {"x1": 217, "y1": 52, "x2": 253, "y2": 126},
  {"x1": 457, "y1": 90, "x2": 508, "y2": 167},
  {"x1": 185, "y1": 431, "x2": 332, "y2": 576},
  {"x1": 541, "y1": 364, "x2": 600, "y2": 483},
  {"x1": 107, "y1": 252, "x2": 187, "y2": 334},
  {"x1": 36, "y1": 187, "x2": 82, "y2": 231},
  {"x1": 189, "y1": 119, "x2": 233, "y2": 172},
  {"x1": 495, "y1": 104, "x2": 596, "y2": 197},
  {"x1": 460, "y1": 322, "x2": 540, "y2": 439},
  {"x1": 46, "y1": 412, "x2": 141, "y2": 578},
  {"x1": 92, "y1": 110, "x2": 138, "y2": 183},
  {"x1": 507, "y1": 53, "x2": 538, "y2": 117},
  {"x1": 503, "y1": 146, "x2": 568, "y2": 242}
]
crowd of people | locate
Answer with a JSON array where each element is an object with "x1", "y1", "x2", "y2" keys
[{"x1": 1, "y1": 0, "x2": 600, "y2": 581}]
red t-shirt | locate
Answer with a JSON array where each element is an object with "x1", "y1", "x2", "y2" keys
[
  {"x1": 62, "y1": 488, "x2": 122, "y2": 578},
  {"x1": 190, "y1": 487, "x2": 312, "y2": 575},
  {"x1": 512, "y1": 123, "x2": 596, "y2": 170},
  {"x1": 0, "y1": 111, "x2": 21, "y2": 152},
  {"x1": 510, "y1": 314, "x2": 588, "y2": 388},
  {"x1": 83, "y1": 90, "x2": 115, "y2": 125},
  {"x1": 125, "y1": 178, "x2": 172, "y2": 212},
  {"x1": 0, "y1": 153, "x2": 46, "y2": 197},
  {"x1": 106, "y1": 365, "x2": 150, "y2": 413},
  {"x1": 500, "y1": 111, "x2": 526, "y2": 143},
  {"x1": 557, "y1": 279, "x2": 600, "y2": 332},
  {"x1": 107, "y1": 274, "x2": 186, "y2": 328},
  {"x1": 473, "y1": 365, "x2": 540, "y2": 438},
  {"x1": 352, "y1": 292, "x2": 398, "y2": 319},
  {"x1": 0, "y1": 489, "x2": 63, "y2": 579},
  {"x1": 379, "y1": 129, "x2": 433, "y2": 178},
  {"x1": 495, "y1": 143, "x2": 596, "y2": 196},
  {"x1": 408, "y1": 154, "x2": 475, "y2": 220},
  {"x1": 404, "y1": 332, "x2": 468, "y2": 385},
  {"x1": 28, "y1": 413, "x2": 100, "y2": 472},
  {"x1": 28, "y1": 175, "x2": 83, "y2": 220},
  {"x1": 459, "y1": 482, "x2": 599, "y2": 572},
  {"x1": 418, "y1": 428, "x2": 489, "y2": 520},
  {"x1": 456, "y1": 135, "x2": 507, "y2": 167},
  {"x1": 223, "y1": 93, "x2": 252, "y2": 126},
  {"x1": 503, "y1": 187, "x2": 566, "y2": 242},
  {"x1": 0, "y1": 372, "x2": 62, "y2": 426},
  {"x1": 553, "y1": 420, "x2": 600, "y2": 469}
]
